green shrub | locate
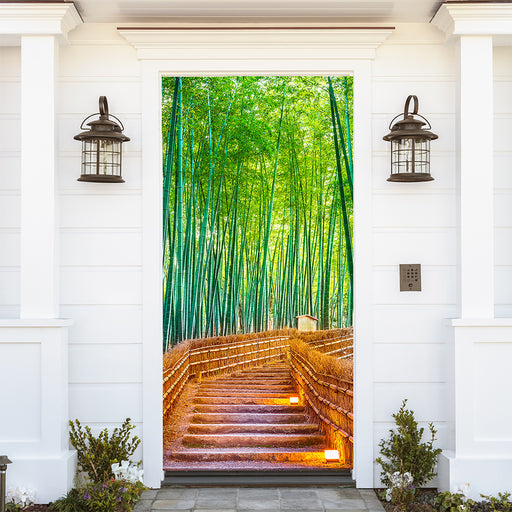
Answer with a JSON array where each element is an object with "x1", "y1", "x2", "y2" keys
[
  {"x1": 480, "y1": 493, "x2": 512, "y2": 512},
  {"x1": 69, "y1": 418, "x2": 141, "y2": 484},
  {"x1": 49, "y1": 488, "x2": 86, "y2": 512},
  {"x1": 435, "y1": 491, "x2": 474, "y2": 512},
  {"x1": 376, "y1": 399, "x2": 442, "y2": 488},
  {"x1": 49, "y1": 480, "x2": 146, "y2": 512}
]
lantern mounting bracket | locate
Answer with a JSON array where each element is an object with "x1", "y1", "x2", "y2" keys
[{"x1": 78, "y1": 97, "x2": 126, "y2": 133}]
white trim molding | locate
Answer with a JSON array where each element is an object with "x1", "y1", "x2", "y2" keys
[
  {"x1": 119, "y1": 26, "x2": 394, "y2": 60},
  {"x1": 432, "y1": 2, "x2": 512, "y2": 40},
  {"x1": 119, "y1": 25, "x2": 394, "y2": 488},
  {"x1": 0, "y1": 2, "x2": 82, "y2": 41},
  {"x1": 431, "y1": 2, "x2": 512, "y2": 496}
]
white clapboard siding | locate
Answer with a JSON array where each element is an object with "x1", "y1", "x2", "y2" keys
[
  {"x1": 372, "y1": 305, "x2": 457, "y2": 344},
  {"x1": 374, "y1": 382, "x2": 449, "y2": 422},
  {"x1": 69, "y1": 383, "x2": 143, "y2": 423},
  {"x1": 374, "y1": 343, "x2": 448, "y2": 383},
  {"x1": 493, "y1": 47, "x2": 512, "y2": 317},
  {"x1": 61, "y1": 231, "x2": 142, "y2": 267},
  {"x1": 69, "y1": 344, "x2": 143, "y2": 383},
  {"x1": 369, "y1": 27, "x2": 457, "y2": 482},
  {"x1": 373, "y1": 229, "x2": 457, "y2": 266},
  {"x1": 54, "y1": 28, "x2": 145, "y2": 435},
  {"x1": 0, "y1": 48, "x2": 23, "y2": 316},
  {"x1": 60, "y1": 268, "x2": 142, "y2": 305},
  {"x1": 372, "y1": 192, "x2": 457, "y2": 228},
  {"x1": 60, "y1": 305, "x2": 142, "y2": 344}
]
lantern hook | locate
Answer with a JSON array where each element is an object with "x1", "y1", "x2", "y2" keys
[
  {"x1": 79, "y1": 97, "x2": 126, "y2": 133},
  {"x1": 403, "y1": 94, "x2": 418, "y2": 118},
  {"x1": 387, "y1": 95, "x2": 433, "y2": 132},
  {"x1": 99, "y1": 96, "x2": 109, "y2": 117}
]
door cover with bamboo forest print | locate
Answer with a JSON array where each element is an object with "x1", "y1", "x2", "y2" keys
[{"x1": 162, "y1": 76, "x2": 354, "y2": 471}]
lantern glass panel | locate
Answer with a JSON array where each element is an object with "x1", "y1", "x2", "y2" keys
[
  {"x1": 98, "y1": 139, "x2": 114, "y2": 175},
  {"x1": 414, "y1": 138, "x2": 430, "y2": 173},
  {"x1": 112, "y1": 141, "x2": 121, "y2": 176},
  {"x1": 391, "y1": 137, "x2": 430, "y2": 175},
  {"x1": 82, "y1": 140, "x2": 97, "y2": 176}
]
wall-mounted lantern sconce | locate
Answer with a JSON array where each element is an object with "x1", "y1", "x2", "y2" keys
[
  {"x1": 74, "y1": 96, "x2": 130, "y2": 183},
  {"x1": 383, "y1": 95, "x2": 438, "y2": 182}
]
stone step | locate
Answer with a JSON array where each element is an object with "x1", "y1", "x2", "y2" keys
[
  {"x1": 183, "y1": 433, "x2": 325, "y2": 448},
  {"x1": 193, "y1": 404, "x2": 305, "y2": 414},
  {"x1": 204, "y1": 378, "x2": 293, "y2": 385},
  {"x1": 231, "y1": 367, "x2": 290, "y2": 372},
  {"x1": 194, "y1": 396, "x2": 292, "y2": 405},
  {"x1": 197, "y1": 389, "x2": 296, "y2": 397},
  {"x1": 199, "y1": 382, "x2": 296, "y2": 390},
  {"x1": 230, "y1": 368, "x2": 290, "y2": 377},
  {"x1": 189, "y1": 423, "x2": 319, "y2": 435},
  {"x1": 192, "y1": 412, "x2": 306, "y2": 424},
  {"x1": 169, "y1": 448, "x2": 328, "y2": 463}
]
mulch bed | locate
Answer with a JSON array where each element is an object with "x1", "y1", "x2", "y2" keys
[{"x1": 24, "y1": 506, "x2": 50, "y2": 511}]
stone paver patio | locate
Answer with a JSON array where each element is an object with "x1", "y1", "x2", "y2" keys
[{"x1": 133, "y1": 487, "x2": 384, "y2": 512}]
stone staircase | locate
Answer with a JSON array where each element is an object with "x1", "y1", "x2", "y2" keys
[{"x1": 167, "y1": 363, "x2": 344, "y2": 470}]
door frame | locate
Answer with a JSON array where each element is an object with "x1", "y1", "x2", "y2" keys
[{"x1": 119, "y1": 26, "x2": 394, "y2": 488}]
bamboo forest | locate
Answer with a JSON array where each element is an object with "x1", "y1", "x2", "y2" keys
[{"x1": 162, "y1": 76, "x2": 353, "y2": 351}]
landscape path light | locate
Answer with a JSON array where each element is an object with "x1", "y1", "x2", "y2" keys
[
  {"x1": 74, "y1": 96, "x2": 130, "y2": 183},
  {"x1": 0, "y1": 455, "x2": 12, "y2": 512},
  {"x1": 383, "y1": 95, "x2": 438, "y2": 182}
]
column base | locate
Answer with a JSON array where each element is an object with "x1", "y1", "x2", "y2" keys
[
  {"x1": 439, "y1": 451, "x2": 512, "y2": 498},
  {"x1": 6, "y1": 451, "x2": 76, "y2": 504}
]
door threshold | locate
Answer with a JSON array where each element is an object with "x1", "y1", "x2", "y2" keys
[{"x1": 163, "y1": 468, "x2": 355, "y2": 487}]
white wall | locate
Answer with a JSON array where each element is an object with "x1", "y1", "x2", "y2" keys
[
  {"x1": 494, "y1": 45, "x2": 512, "y2": 318},
  {"x1": 1, "y1": 18, "x2": 512, "y2": 498},
  {"x1": 57, "y1": 24, "x2": 145, "y2": 452},
  {"x1": 370, "y1": 23, "x2": 457, "y2": 486},
  {"x1": 0, "y1": 46, "x2": 21, "y2": 318}
]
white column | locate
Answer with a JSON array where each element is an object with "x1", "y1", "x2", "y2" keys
[
  {"x1": 20, "y1": 35, "x2": 58, "y2": 319},
  {"x1": 458, "y1": 36, "x2": 494, "y2": 319},
  {"x1": 141, "y1": 60, "x2": 164, "y2": 488}
]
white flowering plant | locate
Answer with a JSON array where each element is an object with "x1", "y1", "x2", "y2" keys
[
  {"x1": 5, "y1": 487, "x2": 35, "y2": 511},
  {"x1": 111, "y1": 461, "x2": 144, "y2": 484},
  {"x1": 382, "y1": 471, "x2": 415, "y2": 508}
]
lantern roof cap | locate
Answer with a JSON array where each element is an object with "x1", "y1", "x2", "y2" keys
[
  {"x1": 383, "y1": 94, "x2": 438, "y2": 141},
  {"x1": 74, "y1": 96, "x2": 130, "y2": 142}
]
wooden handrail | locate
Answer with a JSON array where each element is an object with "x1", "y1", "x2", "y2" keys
[
  {"x1": 163, "y1": 334, "x2": 289, "y2": 418},
  {"x1": 162, "y1": 326, "x2": 354, "y2": 455}
]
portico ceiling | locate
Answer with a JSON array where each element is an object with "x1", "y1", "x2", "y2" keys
[{"x1": 68, "y1": 0, "x2": 450, "y2": 24}]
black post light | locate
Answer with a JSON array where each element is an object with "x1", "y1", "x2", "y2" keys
[
  {"x1": 383, "y1": 95, "x2": 438, "y2": 182},
  {"x1": 0, "y1": 455, "x2": 12, "y2": 512},
  {"x1": 74, "y1": 96, "x2": 130, "y2": 183}
]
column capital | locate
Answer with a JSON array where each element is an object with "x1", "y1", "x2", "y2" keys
[
  {"x1": 0, "y1": 2, "x2": 82, "y2": 42},
  {"x1": 432, "y1": 2, "x2": 512, "y2": 40}
]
